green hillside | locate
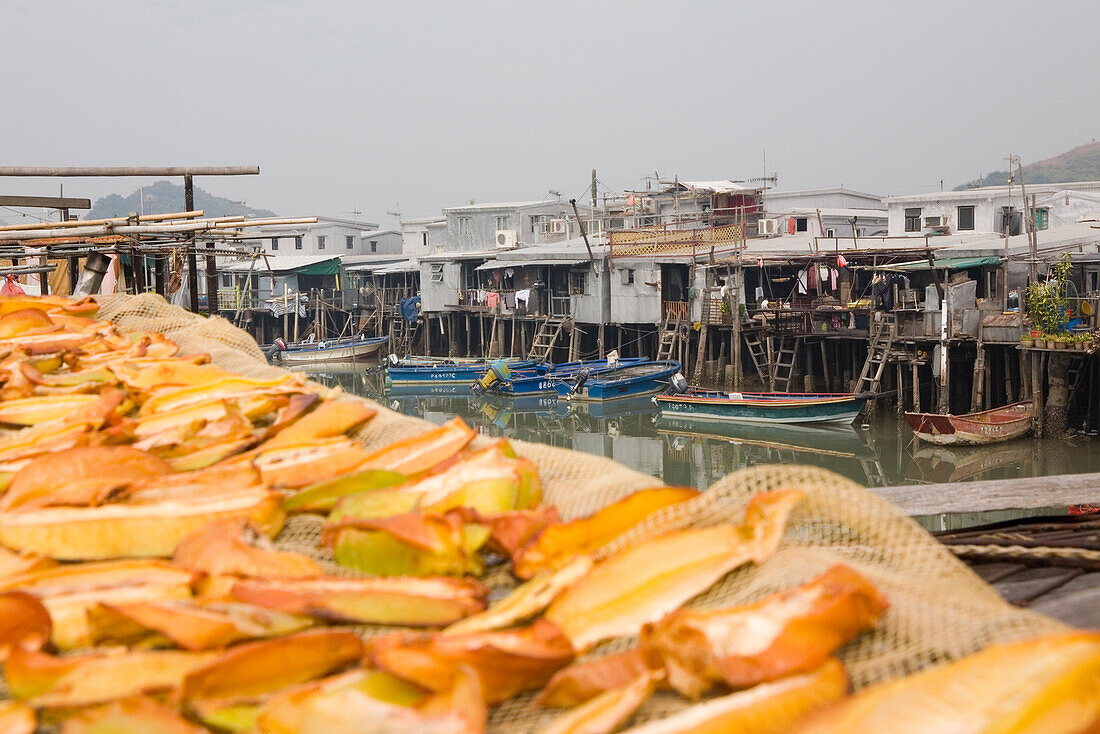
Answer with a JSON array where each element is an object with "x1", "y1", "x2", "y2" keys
[
  {"x1": 956, "y1": 141, "x2": 1100, "y2": 190},
  {"x1": 85, "y1": 180, "x2": 275, "y2": 220}
]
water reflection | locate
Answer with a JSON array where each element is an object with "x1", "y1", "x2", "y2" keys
[{"x1": 296, "y1": 363, "x2": 1100, "y2": 491}]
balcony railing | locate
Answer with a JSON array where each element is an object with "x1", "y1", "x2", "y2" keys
[{"x1": 662, "y1": 301, "x2": 689, "y2": 322}]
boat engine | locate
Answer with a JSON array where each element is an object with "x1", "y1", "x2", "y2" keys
[
  {"x1": 263, "y1": 338, "x2": 287, "y2": 362},
  {"x1": 667, "y1": 372, "x2": 689, "y2": 395},
  {"x1": 472, "y1": 360, "x2": 512, "y2": 395},
  {"x1": 568, "y1": 368, "x2": 592, "y2": 396}
]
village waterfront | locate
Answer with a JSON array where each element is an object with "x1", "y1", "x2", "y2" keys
[{"x1": 299, "y1": 362, "x2": 1100, "y2": 532}]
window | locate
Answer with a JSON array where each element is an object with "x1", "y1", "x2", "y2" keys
[
  {"x1": 270, "y1": 237, "x2": 279, "y2": 251},
  {"x1": 621, "y1": 268, "x2": 635, "y2": 285},
  {"x1": 221, "y1": 274, "x2": 233, "y2": 288},
  {"x1": 825, "y1": 228, "x2": 835, "y2": 238},
  {"x1": 529, "y1": 216, "x2": 543, "y2": 235},
  {"x1": 430, "y1": 264, "x2": 444, "y2": 283},
  {"x1": 495, "y1": 215, "x2": 510, "y2": 231},
  {"x1": 370, "y1": 240, "x2": 378, "y2": 253},
  {"x1": 421, "y1": 232, "x2": 428, "y2": 248},
  {"x1": 345, "y1": 235, "x2": 354, "y2": 250},
  {"x1": 456, "y1": 217, "x2": 471, "y2": 235},
  {"x1": 795, "y1": 217, "x2": 808, "y2": 232},
  {"x1": 294, "y1": 236, "x2": 303, "y2": 250},
  {"x1": 856, "y1": 228, "x2": 865, "y2": 237},
  {"x1": 317, "y1": 235, "x2": 326, "y2": 250},
  {"x1": 610, "y1": 217, "x2": 625, "y2": 230},
  {"x1": 1035, "y1": 207, "x2": 1050, "y2": 231},
  {"x1": 569, "y1": 270, "x2": 587, "y2": 295},
  {"x1": 957, "y1": 205, "x2": 975, "y2": 231},
  {"x1": 904, "y1": 208, "x2": 921, "y2": 232}
]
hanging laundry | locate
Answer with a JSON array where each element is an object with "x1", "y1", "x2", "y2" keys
[
  {"x1": 796, "y1": 269, "x2": 808, "y2": 294},
  {"x1": 836, "y1": 254, "x2": 848, "y2": 268},
  {"x1": 515, "y1": 289, "x2": 531, "y2": 307},
  {"x1": 505, "y1": 268, "x2": 515, "y2": 278},
  {"x1": 787, "y1": 217, "x2": 796, "y2": 235},
  {"x1": 830, "y1": 268, "x2": 839, "y2": 291},
  {"x1": 486, "y1": 292, "x2": 500, "y2": 309},
  {"x1": 477, "y1": 289, "x2": 487, "y2": 304},
  {"x1": 806, "y1": 265, "x2": 817, "y2": 291},
  {"x1": 505, "y1": 291, "x2": 516, "y2": 309}
]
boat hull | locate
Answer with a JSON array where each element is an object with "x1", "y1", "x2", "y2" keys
[
  {"x1": 905, "y1": 401, "x2": 1033, "y2": 446},
  {"x1": 488, "y1": 358, "x2": 648, "y2": 396},
  {"x1": 564, "y1": 361, "x2": 680, "y2": 402},
  {"x1": 655, "y1": 392, "x2": 865, "y2": 425},
  {"x1": 388, "y1": 360, "x2": 538, "y2": 385},
  {"x1": 274, "y1": 336, "x2": 388, "y2": 364}
]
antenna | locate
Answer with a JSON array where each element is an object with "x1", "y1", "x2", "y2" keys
[
  {"x1": 343, "y1": 209, "x2": 364, "y2": 219},
  {"x1": 386, "y1": 203, "x2": 402, "y2": 220}
]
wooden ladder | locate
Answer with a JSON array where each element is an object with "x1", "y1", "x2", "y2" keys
[
  {"x1": 741, "y1": 327, "x2": 770, "y2": 386},
  {"x1": 855, "y1": 313, "x2": 897, "y2": 395},
  {"x1": 391, "y1": 318, "x2": 417, "y2": 357},
  {"x1": 527, "y1": 316, "x2": 568, "y2": 361},
  {"x1": 656, "y1": 318, "x2": 682, "y2": 362},
  {"x1": 769, "y1": 337, "x2": 800, "y2": 392}
]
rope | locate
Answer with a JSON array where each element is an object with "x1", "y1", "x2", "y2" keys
[{"x1": 947, "y1": 543, "x2": 1100, "y2": 568}]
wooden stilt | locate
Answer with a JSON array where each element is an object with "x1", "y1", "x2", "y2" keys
[
  {"x1": 692, "y1": 324, "x2": 708, "y2": 383},
  {"x1": 911, "y1": 362, "x2": 920, "y2": 412}
]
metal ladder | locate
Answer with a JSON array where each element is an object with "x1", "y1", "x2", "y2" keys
[
  {"x1": 855, "y1": 313, "x2": 897, "y2": 395},
  {"x1": 656, "y1": 318, "x2": 682, "y2": 362},
  {"x1": 769, "y1": 337, "x2": 800, "y2": 392},
  {"x1": 528, "y1": 316, "x2": 568, "y2": 361}
]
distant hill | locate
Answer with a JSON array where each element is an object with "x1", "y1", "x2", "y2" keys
[
  {"x1": 84, "y1": 180, "x2": 275, "y2": 220},
  {"x1": 956, "y1": 141, "x2": 1100, "y2": 190}
]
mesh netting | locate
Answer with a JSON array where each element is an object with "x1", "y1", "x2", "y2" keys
[{"x1": 92, "y1": 293, "x2": 1066, "y2": 731}]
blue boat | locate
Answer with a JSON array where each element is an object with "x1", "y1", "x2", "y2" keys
[
  {"x1": 562, "y1": 361, "x2": 680, "y2": 402},
  {"x1": 655, "y1": 390, "x2": 868, "y2": 425},
  {"x1": 485, "y1": 357, "x2": 647, "y2": 396},
  {"x1": 388, "y1": 359, "x2": 538, "y2": 385}
]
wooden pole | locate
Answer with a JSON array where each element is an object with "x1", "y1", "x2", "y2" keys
[
  {"x1": 205, "y1": 242, "x2": 219, "y2": 316},
  {"x1": 911, "y1": 362, "x2": 920, "y2": 412},
  {"x1": 184, "y1": 175, "x2": 199, "y2": 314}
]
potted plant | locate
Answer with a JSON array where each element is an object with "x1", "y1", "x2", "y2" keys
[
  {"x1": 1035, "y1": 334, "x2": 1047, "y2": 349},
  {"x1": 1019, "y1": 334, "x2": 1034, "y2": 348},
  {"x1": 1025, "y1": 253, "x2": 1073, "y2": 342}
]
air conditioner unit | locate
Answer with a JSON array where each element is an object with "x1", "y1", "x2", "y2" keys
[
  {"x1": 495, "y1": 229, "x2": 518, "y2": 249},
  {"x1": 758, "y1": 218, "x2": 779, "y2": 236},
  {"x1": 549, "y1": 219, "x2": 567, "y2": 235},
  {"x1": 924, "y1": 215, "x2": 946, "y2": 228}
]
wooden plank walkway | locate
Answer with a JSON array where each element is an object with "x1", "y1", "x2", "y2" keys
[{"x1": 871, "y1": 472, "x2": 1100, "y2": 517}]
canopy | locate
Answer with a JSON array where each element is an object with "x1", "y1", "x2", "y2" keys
[
  {"x1": 475, "y1": 259, "x2": 587, "y2": 271},
  {"x1": 892, "y1": 256, "x2": 1001, "y2": 271}
]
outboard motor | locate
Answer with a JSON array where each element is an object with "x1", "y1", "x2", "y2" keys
[
  {"x1": 472, "y1": 359, "x2": 512, "y2": 395},
  {"x1": 568, "y1": 368, "x2": 592, "y2": 396},
  {"x1": 263, "y1": 338, "x2": 287, "y2": 362},
  {"x1": 667, "y1": 372, "x2": 689, "y2": 395}
]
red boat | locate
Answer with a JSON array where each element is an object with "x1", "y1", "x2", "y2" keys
[{"x1": 905, "y1": 400, "x2": 1033, "y2": 446}]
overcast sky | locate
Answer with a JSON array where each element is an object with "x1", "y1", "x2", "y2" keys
[{"x1": 2, "y1": 0, "x2": 1098, "y2": 225}]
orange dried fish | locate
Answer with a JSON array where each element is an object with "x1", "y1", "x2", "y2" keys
[
  {"x1": 0, "y1": 308, "x2": 54, "y2": 339},
  {"x1": 536, "y1": 648, "x2": 663, "y2": 708},
  {"x1": 514, "y1": 486, "x2": 700, "y2": 579},
  {"x1": 369, "y1": 619, "x2": 575, "y2": 704},
  {"x1": 262, "y1": 398, "x2": 376, "y2": 448},
  {"x1": 790, "y1": 632, "x2": 1100, "y2": 734},
  {"x1": 5, "y1": 646, "x2": 220, "y2": 708},
  {"x1": 1, "y1": 446, "x2": 170, "y2": 511},
  {"x1": 0, "y1": 592, "x2": 51, "y2": 660},
  {"x1": 173, "y1": 518, "x2": 323, "y2": 580},
  {"x1": 59, "y1": 697, "x2": 208, "y2": 734},
  {"x1": 231, "y1": 575, "x2": 488, "y2": 627},
  {"x1": 0, "y1": 487, "x2": 285, "y2": 560},
  {"x1": 109, "y1": 358, "x2": 232, "y2": 391},
  {"x1": 538, "y1": 671, "x2": 658, "y2": 734},
  {"x1": 88, "y1": 599, "x2": 313, "y2": 650},
  {"x1": 139, "y1": 375, "x2": 305, "y2": 416},
  {"x1": 177, "y1": 630, "x2": 364, "y2": 707},
  {"x1": 0, "y1": 294, "x2": 98, "y2": 317},
  {"x1": 0, "y1": 546, "x2": 55, "y2": 580},
  {"x1": 398, "y1": 441, "x2": 543, "y2": 513},
  {"x1": 252, "y1": 437, "x2": 373, "y2": 489},
  {"x1": 545, "y1": 490, "x2": 804, "y2": 652},
  {"x1": 0, "y1": 701, "x2": 35, "y2": 734},
  {"x1": 444, "y1": 556, "x2": 593, "y2": 636},
  {"x1": 356, "y1": 416, "x2": 477, "y2": 477},
  {"x1": 0, "y1": 393, "x2": 102, "y2": 425},
  {"x1": 641, "y1": 564, "x2": 889, "y2": 697},
  {"x1": 620, "y1": 659, "x2": 847, "y2": 734}
]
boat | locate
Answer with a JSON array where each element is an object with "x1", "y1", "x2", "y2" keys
[
  {"x1": 387, "y1": 358, "x2": 539, "y2": 385},
  {"x1": 656, "y1": 417, "x2": 873, "y2": 458},
  {"x1": 904, "y1": 400, "x2": 1033, "y2": 446},
  {"x1": 562, "y1": 361, "x2": 680, "y2": 402},
  {"x1": 268, "y1": 334, "x2": 389, "y2": 364},
  {"x1": 484, "y1": 357, "x2": 647, "y2": 396},
  {"x1": 655, "y1": 390, "x2": 868, "y2": 425}
]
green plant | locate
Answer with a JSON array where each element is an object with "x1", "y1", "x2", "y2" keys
[{"x1": 1025, "y1": 253, "x2": 1073, "y2": 334}]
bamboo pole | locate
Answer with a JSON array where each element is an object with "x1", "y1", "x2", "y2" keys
[{"x1": 0, "y1": 210, "x2": 206, "y2": 232}]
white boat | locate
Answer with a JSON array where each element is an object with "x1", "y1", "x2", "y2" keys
[{"x1": 268, "y1": 335, "x2": 389, "y2": 364}]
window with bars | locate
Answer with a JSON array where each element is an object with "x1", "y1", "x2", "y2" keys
[
  {"x1": 456, "y1": 217, "x2": 472, "y2": 235},
  {"x1": 271, "y1": 237, "x2": 279, "y2": 251},
  {"x1": 346, "y1": 235, "x2": 354, "y2": 249},
  {"x1": 317, "y1": 235, "x2": 326, "y2": 250},
  {"x1": 904, "y1": 208, "x2": 921, "y2": 232},
  {"x1": 569, "y1": 270, "x2": 587, "y2": 295},
  {"x1": 495, "y1": 215, "x2": 509, "y2": 231}
]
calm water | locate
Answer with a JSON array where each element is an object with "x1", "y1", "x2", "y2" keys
[{"x1": 298, "y1": 363, "x2": 1100, "y2": 500}]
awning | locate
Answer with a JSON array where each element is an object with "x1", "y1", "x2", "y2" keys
[
  {"x1": 892, "y1": 256, "x2": 1001, "y2": 271},
  {"x1": 475, "y1": 259, "x2": 587, "y2": 271},
  {"x1": 223, "y1": 255, "x2": 342, "y2": 274},
  {"x1": 294, "y1": 258, "x2": 343, "y2": 275}
]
